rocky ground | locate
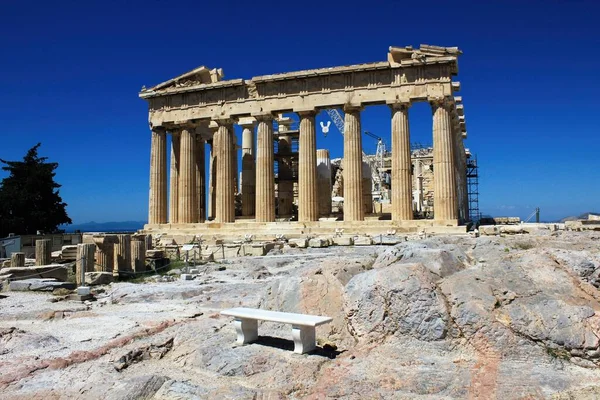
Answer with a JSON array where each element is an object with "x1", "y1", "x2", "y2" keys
[{"x1": 1, "y1": 230, "x2": 600, "y2": 399}]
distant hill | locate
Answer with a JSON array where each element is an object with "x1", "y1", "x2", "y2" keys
[
  {"x1": 63, "y1": 221, "x2": 146, "y2": 233},
  {"x1": 560, "y1": 212, "x2": 600, "y2": 223}
]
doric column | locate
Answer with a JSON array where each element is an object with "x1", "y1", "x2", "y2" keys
[
  {"x1": 207, "y1": 140, "x2": 216, "y2": 220},
  {"x1": 93, "y1": 235, "x2": 116, "y2": 272},
  {"x1": 168, "y1": 131, "x2": 180, "y2": 223},
  {"x1": 195, "y1": 131, "x2": 206, "y2": 223},
  {"x1": 255, "y1": 115, "x2": 275, "y2": 222},
  {"x1": 277, "y1": 118, "x2": 294, "y2": 217},
  {"x1": 239, "y1": 119, "x2": 256, "y2": 217},
  {"x1": 342, "y1": 106, "x2": 364, "y2": 221},
  {"x1": 76, "y1": 243, "x2": 96, "y2": 286},
  {"x1": 431, "y1": 98, "x2": 458, "y2": 221},
  {"x1": 390, "y1": 103, "x2": 413, "y2": 220},
  {"x1": 213, "y1": 120, "x2": 235, "y2": 222},
  {"x1": 131, "y1": 240, "x2": 146, "y2": 273},
  {"x1": 362, "y1": 161, "x2": 373, "y2": 214},
  {"x1": 113, "y1": 234, "x2": 131, "y2": 277},
  {"x1": 316, "y1": 149, "x2": 332, "y2": 216},
  {"x1": 298, "y1": 111, "x2": 318, "y2": 221},
  {"x1": 148, "y1": 127, "x2": 167, "y2": 224},
  {"x1": 178, "y1": 127, "x2": 197, "y2": 223},
  {"x1": 451, "y1": 113, "x2": 467, "y2": 223}
]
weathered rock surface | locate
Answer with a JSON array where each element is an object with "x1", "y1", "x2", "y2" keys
[{"x1": 1, "y1": 231, "x2": 600, "y2": 398}]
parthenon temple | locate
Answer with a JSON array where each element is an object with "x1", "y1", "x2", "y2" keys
[{"x1": 140, "y1": 44, "x2": 470, "y2": 239}]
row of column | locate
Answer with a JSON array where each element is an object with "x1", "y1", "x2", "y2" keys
[{"x1": 148, "y1": 98, "x2": 463, "y2": 225}]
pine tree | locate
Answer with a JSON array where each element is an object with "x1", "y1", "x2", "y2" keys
[{"x1": 0, "y1": 143, "x2": 72, "y2": 237}]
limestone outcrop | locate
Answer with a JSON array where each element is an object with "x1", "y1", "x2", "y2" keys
[{"x1": 2, "y1": 231, "x2": 600, "y2": 398}]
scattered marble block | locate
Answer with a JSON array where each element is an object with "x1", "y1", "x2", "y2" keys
[
  {"x1": 242, "y1": 244, "x2": 266, "y2": 256},
  {"x1": 309, "y1": 238, "x2": 328, "y2": 248},
  {"x1": 181, "y1": 274, "x2": 194, "y2": 281},
  {"x1": 353, "y1": 236, "x2": 373, "y2": 246},
  {"x1": 9, "y1": 278, "x2": 76, "y2": 292},
  {"x1": 68, "y1": 293, "x2": 94, "y2": 302},
  {"x1": 0, "y1": 265, "x2": 68, "y2": 282},
  {"x1": 333, "y1": 236, "x2": 353, "y2": 246},
  {"x1": 77, "y1": 286, "x2": 91, "y2": 296},
  {"x1": 288, "y1": 238, "x2": 308, "y2": 248},
  {"x1": 376, "y1": 235, "x2": 403, "y2": 245},
  {"x1": 85, "y1": 271, "x2": 113, "y2": 286}
]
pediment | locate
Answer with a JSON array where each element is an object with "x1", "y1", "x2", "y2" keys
[{"x1": 146, "y1": 66, "x2": 224, "y2": 92}]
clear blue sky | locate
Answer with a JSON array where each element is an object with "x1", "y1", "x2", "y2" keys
[{"x1": 1, "y1": 0, "x2": 598, "y2": 223}]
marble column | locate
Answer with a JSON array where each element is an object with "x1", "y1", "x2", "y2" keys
[
  {"x1": 240, "y1": 120, "x2": 256, "y2": 217},
  {"x1": 277, "y1": 121, "x2": 294, "y2": 217},
  {"x1": 390, "y1": 103, "x2": 413, "y2": 221},
  {"x1": 298, "y1": 111, "x2": 318, "y2": 221},
  {"x1": 208, "y1": 141, "x2": 216, "y2": 220},
  {"x1": 195, "y1": 133, "x2": 206, "y2": 223},
  {"x1": 113, "y1": 234, "x2": 131, "y2": 277},
  {"x1": 131, "y1": 240, "x2": 146, "y2": 273},
  {"x1": 76, "y1": 243, "x2": 95, "y2": 286},
  {"x1": 148, "y1": 127, "x2": 167, "y2": 224},
  {"x1": 316, "y1": 149, "x2": 332, "y2": 217},
  {"x1": 362, "y1": 161, "x2": 373, "y2": 214},
  {"x1": 342, "y1": 106, "x2": 364, "y2": 221},
  {"x1": 214, "y1": 120, "x2": 235, "y2": 222},
  {"x1": 169, "y1": 131, "x2": 180, "y2": 223},
  {"x1": 255, "y1": 115, "x2": 275, "y2": 222},
  {"x1": 431, "y1": 99, "x2": 458, "y2": 221},
  {"x1": 456, "y1": 133, "x2": 469, "y2": 222},
  {"x1": 93, "y1": 235, "x2": 116, "y2": 272},
  {"x1": 178, "y1": 127, "x2": 197, "y2": 223}
]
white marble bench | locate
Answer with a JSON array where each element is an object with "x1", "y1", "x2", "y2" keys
[{"x1": 220, "y1": 307, "x2": 333, "y2": 354}]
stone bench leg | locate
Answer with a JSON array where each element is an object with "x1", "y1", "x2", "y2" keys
[
  {"x1": 233, "y1": 318, "x2": 258, "y2": 345},
  {"x1": 291, "y1": 324, "x2": 316, "y2": 354}
]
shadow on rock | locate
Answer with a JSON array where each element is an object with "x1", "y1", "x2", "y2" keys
[{"x1": 253, "y1": 335, "x2": 343, "y2": 359}]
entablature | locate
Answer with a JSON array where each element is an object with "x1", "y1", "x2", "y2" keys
[{"x1": 141, "y1": 44, "x2": 462, "y2": 128}]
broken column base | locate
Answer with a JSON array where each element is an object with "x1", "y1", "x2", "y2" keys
[{"x1": 68, "y1": 287, "x2": 94, "y2": 302}]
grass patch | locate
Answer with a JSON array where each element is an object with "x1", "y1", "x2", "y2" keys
[
  {"x1": 513, "y1": 241, "x2": 536, "y2": 250},
  {"x1": 546, "y1": 347, "x2": 571, "y2": 360}
]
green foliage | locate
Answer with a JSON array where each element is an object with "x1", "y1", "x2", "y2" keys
[
  {"x1": 546, "y1": 346, "x2": 571, "y2": 361},
  {"x1": 0, "y1": 143, "x2": 72, "y2": 237}
]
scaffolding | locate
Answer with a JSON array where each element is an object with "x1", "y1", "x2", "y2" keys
[{"x1": 466, "y1": 156, "x2": 480, "y2": 222}]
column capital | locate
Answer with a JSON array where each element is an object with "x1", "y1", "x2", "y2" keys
[
  {"x1": 150, "y1": 125, "x2": 166, "y2": 133},
  {"x1": 428, "y1": 96, "x2": 455, "y2": 110},
  {"x1": 342, "y1": 104, "x2": 363, "y2": 113},
  {"x1": 387, "y1": 101, "x2": 411, "y2": 111},
  {"x1": 237, "y1": 117, "x2": 257, "y2": 129},
  {"x1": 211, "y1": 116, "x2": 236, "y2": 126},
  {"x1": 252, "y1": 112, "x2": 275, "y2": 122},
  {"x1": 296, "y1": 109, "x2": 317, "y2": 118}
]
